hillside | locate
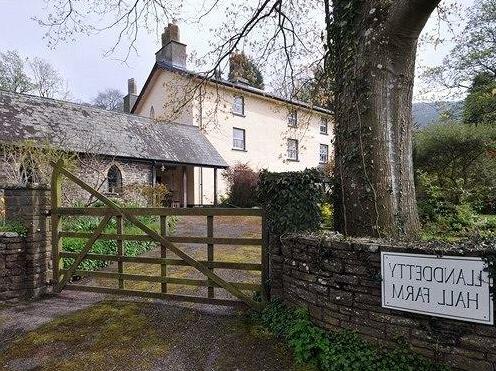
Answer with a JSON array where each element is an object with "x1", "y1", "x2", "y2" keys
[{"x1": 412, "y1": 101, "x2": 464, "y2": 127}]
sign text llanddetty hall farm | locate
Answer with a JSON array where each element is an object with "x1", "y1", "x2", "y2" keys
[{"x1": 381, "y1": 252, "x2": 493, "y2": 324}]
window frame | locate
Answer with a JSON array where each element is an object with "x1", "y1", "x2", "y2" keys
[
  {"x1": 288, "y1": 109, "x2": 298, "y2": 127},
  {"x1": 320, "y1": 117, "x2": 328, "y2": 134},
  {"x1": 232, "y1": 95, "x2": 245, "y2": 116},
  {"x1": 232, "y1": 127, "x2": 246, "y2": 151},
  {"x1": 287, "y1": 138, "x2": 299, "y2": 161},
  {"x1": 319, "y1": 144, "x2": 329, "y2": 164}
]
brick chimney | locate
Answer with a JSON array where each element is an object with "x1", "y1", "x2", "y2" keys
[
  {"x1": 156, "y1": 23, "x2": 187, "y2": 68},
  {"x1": 123, "y1": 78, "x2": 138, "y2": 113}
]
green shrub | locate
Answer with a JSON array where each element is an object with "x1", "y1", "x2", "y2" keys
[
  {"x1": 62, "y1": 238, "x2": 118, "y2": 271},
  {"x1": 252, "y1": 301, "x2": 448, "y2": 371},
  {"x1": 321, "y1": 203, "x2": 333, "y2": 229},
  {"x1": 222, "y1": 163, "x2": 260, "y2": 207},
  {"x1": 0, "y1": 219, "x2": 28, "y2": 236},
  {"x1": 258, "y1": 169, "x2": 325, "y2": 235},
  {"x1": 414, "y1": 123, "x2": 496, "y2": 214},
  {"x1": 61, "y1": 202, "x2": 177, "y2": 271},
  {"x1": 417, "y1": 171, "x2": 496, "y2": 239}
]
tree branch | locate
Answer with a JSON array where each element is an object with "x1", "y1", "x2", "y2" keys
[{"x1": 386, "y1": 0, "x2": 442, "y2": 41}]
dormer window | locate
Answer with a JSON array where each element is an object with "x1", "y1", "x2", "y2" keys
[
  {"x1": 320, "y1": 117, "x2": 328, "y2": 134},
  {"x1": 288, "y1": 110, "x2": 297, "y2": 127},
  {"x1": 150, "y1": 106, "x2": 155, "y2": 119},
  {"x1": 232, "y1": 96, "x2": 245, "y2": 116}
]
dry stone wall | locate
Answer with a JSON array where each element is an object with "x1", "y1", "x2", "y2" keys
[
  {"x1": 0, "y1": 186, "x2": 51, "y2": 300},
  {"x1": 270, "y1": 233, "x2": 496, "y2": 371}
]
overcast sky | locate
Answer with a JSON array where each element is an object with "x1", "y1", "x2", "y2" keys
[{"x1": 0, "y1": 0, "x2": 473, "y2": 103}]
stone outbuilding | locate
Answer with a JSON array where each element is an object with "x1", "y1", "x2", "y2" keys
[{"x1": 0, "y1": 90, "x2": 228, "y2": 206}]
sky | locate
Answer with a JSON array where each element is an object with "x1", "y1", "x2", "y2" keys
[{"x1": 0, "y1": 0, "x2": 474, "y2": 103}]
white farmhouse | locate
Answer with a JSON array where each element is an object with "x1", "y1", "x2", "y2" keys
[{"x1": 128, "y1": 23, "x2": 334, "y2": 206}]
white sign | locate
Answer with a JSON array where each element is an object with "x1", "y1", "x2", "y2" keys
[{"x1": 381, "y1": 252, "x2": 493, "y2": 325}]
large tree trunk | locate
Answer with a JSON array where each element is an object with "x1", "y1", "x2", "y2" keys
[{"x1": 331, "y1": 0, "x2": 441, "y2": 239}]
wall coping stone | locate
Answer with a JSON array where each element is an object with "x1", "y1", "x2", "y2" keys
[
  {"x1": 0, "y1": 232, "x2": 21, "y2": 238},
  {"x1": 281, "y1": 232, "x2": 496, "y2": 256},
  {"x1": 1, "y1": 184, "x2": 50, "y2": 191}
]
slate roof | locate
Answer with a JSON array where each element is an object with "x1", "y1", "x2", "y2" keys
[
  {"x1": 0, "y1": 90, "x2": 228, "y2": 168},
  {"x1": 132, "y1": 61, "x2": 334, "y2": 116}
]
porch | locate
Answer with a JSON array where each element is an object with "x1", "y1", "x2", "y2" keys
[{"x1": 152, "y1": 162, "x2": 224, "y2": 208}]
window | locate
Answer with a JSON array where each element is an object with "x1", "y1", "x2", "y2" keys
[
  {"x1": 107, "y1": 165, "x2": 122, "y2": 193},
  {"x1": 150, "y1": 106, "x2": 155, "y2": 119},
  {"x1": 287, "y1": 139, "x2": 299, "y2": 161},
  {"x1": 19, "y1": 162, "x2": 37, "y2": 185},
  {"x1": 233, "y1": 127, "x2": 246, "y2": 150},
  {"x1": 232, "y1": 96, "x2": 245, "y2": 116},
  {"x1": 320, "y1": 117, "x2": 328, "y2": 134},
  {"x1": 320, "y1": 144, "x2": 329, "y2": 164},
  {"x1": 288, "y1": 110, "x2": 298, "y2": 127}
]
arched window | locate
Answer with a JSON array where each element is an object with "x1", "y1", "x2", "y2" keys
[
  {"x1": 19, "y1": 162, "x2": 37, "y2": 185},
  {"x1": 150, "y1": 106, "x2": 155, "y2": 119},
  {"x1": 107, "y1": 165, "x2": 122, "y2": 193}
]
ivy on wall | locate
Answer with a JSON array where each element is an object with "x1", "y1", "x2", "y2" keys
[{"x1": 258, "y1": 169, "x2": 324, "y2": 235}]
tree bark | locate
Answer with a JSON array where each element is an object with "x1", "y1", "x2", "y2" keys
[{"x1": 331, "y1": 0, "x2": 441, "y2": 238}]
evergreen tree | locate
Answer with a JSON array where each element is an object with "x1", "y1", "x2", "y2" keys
[
  {"x1": 463, "y1": 72, "x2": 496, "y2": 125},
  {"x1": 228, "y1": 52, "x2": 264, "y2": 89}
]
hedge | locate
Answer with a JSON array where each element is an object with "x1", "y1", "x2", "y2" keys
[{"x1": 258, "y1": 169, "x2": 324, "y2": 235}]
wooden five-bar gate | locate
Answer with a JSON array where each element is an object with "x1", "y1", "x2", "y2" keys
[{"x1": 50, "y1": 160, "x2": 268, "y2": 310}]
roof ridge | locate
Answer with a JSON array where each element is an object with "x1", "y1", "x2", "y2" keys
[
  {"x1": 0, "y1": 89, "x2": 150, "y2": 120},
  {"x1": 0, "y1": 91, "x2": 228, "y2": 168},
  {"x1": 153, "y1": 61, "x2": 333, "y2": 115}
]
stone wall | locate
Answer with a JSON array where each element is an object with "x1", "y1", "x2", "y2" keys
[
  {"x1": 62, "y1": 157, "x2": 153, "y2": 205},
  {"x1": 0, "y1": 155, "x2": 153, "y2": 206},
  {"x1": 0, "y1": 186, "x2": 51, "y2": 300},
  {"x1": 270, "y1": 234, "x2": 496, "y2": 371}
]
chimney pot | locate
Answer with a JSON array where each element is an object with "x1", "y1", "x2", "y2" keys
[
  {"x1": 156, "y1": 23, "x2": 187, "y2": 68},
  {"x1": 162, "y1": 23, "x2": 180, "y2": 47},
  {"x1": 128, "y1": 78, "x2": 137, "y2": 95}
]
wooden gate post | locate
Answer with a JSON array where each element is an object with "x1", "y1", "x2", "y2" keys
[
  {"x1": 50, "y1": 159, "x2": 63, "y2": 285},
  {"x1": 160, "y1": 216, "x2": 168, "y2": 293},
  {"x1": 261, "y1": 209, "x2": 270, "y2": 302}
]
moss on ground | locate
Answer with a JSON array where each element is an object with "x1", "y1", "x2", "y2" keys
[
  {"x1": 0, "y1": 300, "x2": 308, "y2": 371},
  {"x1": 0, "y1": 301, "x2": 169, "y2": 370}
]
